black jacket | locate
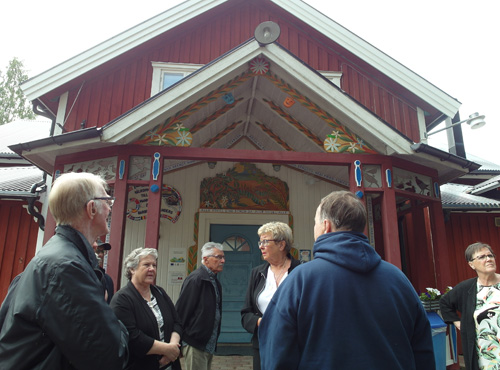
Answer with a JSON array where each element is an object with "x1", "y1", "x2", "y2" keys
[
  {"x1": 175, "y1": 265, "x2": 222, "y2": 351},
  {"x1": 0, "y1": 225, "x2": 128, "y2": 370},
  {"x1": 111, "y1": 281, "x2": 182, "y2": 370},
  {"x1": 241, "y1": 256, "x2": 300, "y2": 348},
  {"x1": 440, "y1": 277, "x2": 479, "y2": 370}
]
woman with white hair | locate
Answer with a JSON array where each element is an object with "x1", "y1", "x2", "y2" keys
[
  {"x1": 111, "y1": 248, "x2": 182, "y2": 370},
  {"x1": 241, "y1": 221, "x2": 300, "y2": 370}
]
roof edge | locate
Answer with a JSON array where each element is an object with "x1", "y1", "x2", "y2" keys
[
  {"x1": 411, "y1": 143, "x2": 481, "y2": 171},
  {"x1": 271, "y1": 0, "x2": 461, "y2": 117},
  {"x1": 21, "y1": 0, "x2": 226, "y2": 101}
]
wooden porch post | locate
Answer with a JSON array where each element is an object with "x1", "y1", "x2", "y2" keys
[
  {"x1": 107, "y1": 155, "x2": 129, "y2": 289},
  {"x1": 43, "y1": 166, "x2": 64, "y2": 244},
  {"x1": 380, "y1": 163, "x2": 402, "y2": 269},
  {"x1": 429, "y1": 199, "x2": 452, "y2": 289},
  {"x1": 144, "y1": 152, "x2": 163, "y2": 249}
]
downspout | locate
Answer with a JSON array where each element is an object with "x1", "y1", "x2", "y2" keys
[
  {"x1": 27, "y1": 176, "x2": 47, "y2": 231},
  {"x1": 32, "y1": 99, "x2": 56, "y2": 136},
  {"x1": 28, "y1": 99, "x2": 56, "y2": 230}
]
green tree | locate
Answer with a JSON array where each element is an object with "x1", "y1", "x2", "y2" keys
[{"x1": 0, "y1": 57, "x2": 35, "y2": 125}]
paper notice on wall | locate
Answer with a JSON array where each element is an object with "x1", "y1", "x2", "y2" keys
[
  {"x1": 169, "y1": 271, "x2": 185, "y2": 284},
  {"x1": 168, "y1": 248, "x2": 186, "y2": 284},
  {"x1": 168, "y1": 248, "x2": 186, "y2": 271}
]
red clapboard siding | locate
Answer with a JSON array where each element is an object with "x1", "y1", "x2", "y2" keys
[
  {"x1": 56, "y1": 0, "x2": 422, "y2": 142},
  {"x1": 0, "y1": 202, "x2": 39, "y2": 302},
  {"x1": 445, "y1": 212, "x2": 500, "y2": 287}
]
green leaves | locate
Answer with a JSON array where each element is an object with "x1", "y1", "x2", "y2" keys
[{"x1": 0, "y1": 57, "x2": 35, "y2": 125}]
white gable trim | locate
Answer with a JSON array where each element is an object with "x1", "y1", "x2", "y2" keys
[
  {"x1": 22, "y1": 0, "x2": 460, "y2": 119},
  {"x1": 21, "y1": 0, "x2": 226, "y2": 101},
  {"x1": 272, "y1": 0, "x2": 460, "y2": 117}
]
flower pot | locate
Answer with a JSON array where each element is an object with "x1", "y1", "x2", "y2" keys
[{"x1": 421, "y1": 299, "x2": 441, "y2": 312}]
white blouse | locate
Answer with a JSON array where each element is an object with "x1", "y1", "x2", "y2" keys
[{"x1": 257, "y1": 266, "x2": 289, "y2": 314}]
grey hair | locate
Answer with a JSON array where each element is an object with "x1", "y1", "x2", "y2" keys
[
  {"x1": 49, "y1": 172, "x2": 108, "y2": 226},
  {"x1": 201, "y1": 242, "x2": 223, "y2": 259},
  {"x1": 465, "y1": 242, "x2": 494, "y2": 262},
  {"x1": 318, "y1": 191, "x2": 366, "y2": 232},
  {"x1": 258, "y1": 222, "x2": 293, "y2": 253},
  {"x1": 123, "y1": 248, "x2": 158, "y2": 280}
]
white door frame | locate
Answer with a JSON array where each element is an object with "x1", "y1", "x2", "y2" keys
[{"x1": 197, "y1": 210, "x2": 290, "y2": 265}]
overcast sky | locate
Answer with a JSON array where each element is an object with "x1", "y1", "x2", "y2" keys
[{"x1": 1, "y1": 0, "x2": 497, "y2": 162}]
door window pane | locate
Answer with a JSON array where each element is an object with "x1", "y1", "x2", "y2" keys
[{"x1": 221, "y1": 235, "x2": 250, "y2": 252}]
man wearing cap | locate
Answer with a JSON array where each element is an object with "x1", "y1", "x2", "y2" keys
[{"x1": 93, "y1": 240, "x2": 115, "y2": 304}]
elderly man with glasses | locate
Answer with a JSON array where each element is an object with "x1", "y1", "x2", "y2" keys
[
  {"x1": 0, "y1": 172, "x2": 127, "y2": 370},
  {"x1": 175, "y1": 242, "x2": 225, "y2": 370}
]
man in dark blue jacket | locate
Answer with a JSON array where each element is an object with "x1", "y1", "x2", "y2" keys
[
  {"x1": 259, "y1": 190, "x2": 435, "y2": 370},
  {"x1": 0, "y1": 172, "x2": 128, "y2": 370}
]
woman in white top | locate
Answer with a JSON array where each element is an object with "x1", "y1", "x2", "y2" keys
[
  {"x1": 241, "y1": 222, "x2": 301, "y2": 370},
  {"x1": 441, "y1": 242, "x2": 500, "y2": 370}
]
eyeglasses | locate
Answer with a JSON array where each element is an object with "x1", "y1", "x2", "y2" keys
[
  {"x1": 470, "y1": 254, "x2": 496, "y2": 262},
  {"x1": 207, "y1": 254, "x2": 225, "y2": 260},
  {"x1": 92, "y1": 196, "x2": 115, "y2": 207},
  {"x1": 258, "y1": 239, "x2": 278, "y2": 247}
]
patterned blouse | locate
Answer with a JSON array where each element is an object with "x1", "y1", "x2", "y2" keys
[{"x1": 475, "y1": 282, "x2": 500, "y2": 370}]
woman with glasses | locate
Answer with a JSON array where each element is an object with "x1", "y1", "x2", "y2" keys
[
  {"x1": 111, "y1": 248, "x2": 182, "y2": 370},
  {"x1": 441, "y1": 242, "x2": 499, "y2": 370},
  {"x1": 241, "y1": 222, "x2": 300, "y2": 370}
]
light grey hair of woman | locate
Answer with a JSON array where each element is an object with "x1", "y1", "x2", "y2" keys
[
  {"x1": 258, "y1": 222, "x2": 293, "y2": 253},
  {"x1": 124, "y1": 248, "x2": 159, "y2": 280},
  {"x1": 201, "y1": 242, "x2": 224, "y2": 258},
  {"x1": 465, "y1": 242, "x2": 495, "y2": 262}
]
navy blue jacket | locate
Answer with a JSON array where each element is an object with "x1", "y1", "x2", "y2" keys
[{"x1": 259, "y1": 231, "x2": 435, "y2": 370}]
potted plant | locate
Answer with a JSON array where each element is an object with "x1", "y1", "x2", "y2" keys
[{"x1": 419, "y1": 287, "x2": 452, "y2": 311}]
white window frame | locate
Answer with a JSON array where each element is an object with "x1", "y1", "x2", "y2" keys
[{"x1": 151, "y1": 62, "x2": 204, "y2": 96}]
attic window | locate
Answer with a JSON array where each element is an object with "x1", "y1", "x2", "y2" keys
[
  {"x1": 318, "y1": 71, "x2": 342, "y2": 88},
  {"x1": 151, "y1": 62, "x2": 204, "y2": 96}
]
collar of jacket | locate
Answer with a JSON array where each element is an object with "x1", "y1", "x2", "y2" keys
[{"x1": 55, "y1": 225, "x2": 99, "y2": 268}]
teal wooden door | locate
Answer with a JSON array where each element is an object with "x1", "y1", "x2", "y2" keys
[{"x1": 210, "y1": 224, "x2": 262, "y2": 343}]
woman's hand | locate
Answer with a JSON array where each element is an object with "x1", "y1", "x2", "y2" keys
[
  {"x1": 454, "y1": 321, "x2": 461, "y2": 330},
  {"x1": 162, "y1": 342, "x2": 181, "y2": 363},
  {"x1": 159, "y1": 355, "x2": 170, "y2": 367}
]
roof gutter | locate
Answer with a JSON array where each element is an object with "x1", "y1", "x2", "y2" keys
[
  {"x1": 411, "y1": 142, "x2": 481, "y2": 171},
  {"x1": 8, "y1": 127, "x2": 102, "y2": 156}
]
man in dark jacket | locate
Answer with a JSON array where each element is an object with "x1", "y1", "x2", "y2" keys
[
  {"x1": 175, "y1": 242, "x2": 225, "y2": 370},
  {"x1": 93, "y1": 240, "x2": 115, "y2": 304},
  {"x1": 0, "y1": 172, "x2": 128, "y2": 370},
  {"x1": 259, "y1": 191, "x2": 435, "y2": 370}
]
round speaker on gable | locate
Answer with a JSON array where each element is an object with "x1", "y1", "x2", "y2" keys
[{"x1": 254, "y1": 21, "x2": 281, "y2": 45}]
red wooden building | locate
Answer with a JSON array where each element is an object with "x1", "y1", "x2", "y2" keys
[{"x1": 5, "y1": 0, "x2": 491, "y2": 345}]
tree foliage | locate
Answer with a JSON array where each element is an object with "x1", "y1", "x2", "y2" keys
[{"x1": 0, "y1": 57, "x2": 35, "y2": 125}]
